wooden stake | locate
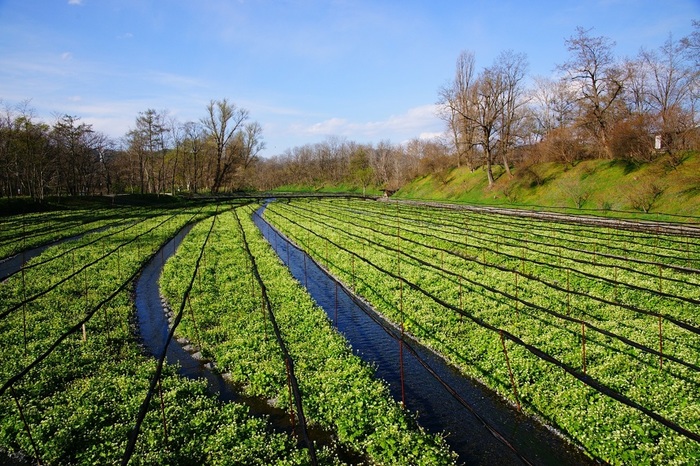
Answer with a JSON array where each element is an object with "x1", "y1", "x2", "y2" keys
[
  {"x1": 22, "y1": 266, "x2": 27, "y2": 354},
  {"x1": 459, "y1": 275, "x2": 463, "y2": 324},
  {"x1": 566, "y1": 269, "x2": 571, "y2": 315},
  {"x1": 399, "y1": 276, "x2": 406, "y2": 409},
  {"x1": 514, "y1": 271, "x2": 519, "y2": 314},
  {"x1": 659, "y1": 315, "x2": 664, "y2": 370},
  {"x1": 581, "y1": 321, "x2": 587, "y2": 374},
  {"x1": 593, "y1": 242, "x2": 597, "y2": 263},
  {"x1": 10, "y1": 387, "x2": 42, "y2": 465},
  {"x1": 351, "y1": 255, "x2": 355, "y2": 290},
  {"x1": 499, "y1": 331, "x2": 521, "y2": 412},
  {"x1": 285, "y1": 358, "x2": 297, "y2": 435},
  {"x1": 464, "y1": 216, "x2": 469, "y2": 249},
  {"x1": 303, "y1": 253, "x2": 308, "y2": 289},
  {"x1": 334, "y1": 280, "x2": 338, "y2": 327},
  {"x1": 158, "y1": 377, "x2": 169, "y2": 443},
  {"x1": 261, "y1": 288, "x2": 267, "y2": 342},
  {"x1": 558, "y1": 245, "x2": 562, "y2": 266}
]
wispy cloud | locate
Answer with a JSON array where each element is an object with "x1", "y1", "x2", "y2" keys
[
  {"x1": 68, "y1": 0, "x2": 83, "y2": 5},
  {"x1": 143, "y1": 71, "x2": 206, "y2": 90},
  {"x1": 301, "y1": 104, "x2": 442, "y2": 140}
]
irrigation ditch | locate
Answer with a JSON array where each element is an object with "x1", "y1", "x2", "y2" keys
[
  {"x1": 253, "y1": 203, "x2": 599, "y2": 465},
  {"x1": 132, "y1": 218, "x2": 362, "y2": 464},
  {"x1": 1, "y1": 199, "x2": 615, "y2": 464}
]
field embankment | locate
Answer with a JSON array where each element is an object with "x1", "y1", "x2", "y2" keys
[{"x1": 396, "y1": 152, "x2": 700, "y2": 221}]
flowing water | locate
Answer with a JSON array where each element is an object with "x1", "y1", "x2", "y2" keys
[
  {"x1": 133, "y1": 224, "x2": 312, "y2": 430},
  {"x1": 2, "y1": 209, "x2": 599, "y2": 465},
  {"x1": 254, "y1": 205, "x2": 597, "y2": 465}
]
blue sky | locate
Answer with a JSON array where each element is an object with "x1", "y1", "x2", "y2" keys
[{"x1": 1, "y1": 0, "x2": 698, "y2": 156}]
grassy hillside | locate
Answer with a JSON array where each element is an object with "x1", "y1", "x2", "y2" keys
[
  {"x1": 272, "y1": 182, "x2": 384, "y2": 196},
  {"x1": 396, "y1": 151, "x2": 700, "y2": 222}
]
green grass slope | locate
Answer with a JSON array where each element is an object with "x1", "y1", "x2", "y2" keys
[
  {"x1": 273, "y1": 183, "x2": 383, "y2": 196},
  {"x1": 396, "y1": 152, "x2": 700, "y2": 221}
]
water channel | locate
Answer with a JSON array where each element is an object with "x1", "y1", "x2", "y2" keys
[
  {"x1": 252, "y1": 204, "x2": 597, "y2": 465},
  {"x1": 3, "y1": 207, "x2": 600, "y2": 465}
]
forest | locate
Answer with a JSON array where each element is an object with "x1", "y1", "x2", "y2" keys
[{"x1": 1, "y1": 25, "x2": 698, "y2": 199}]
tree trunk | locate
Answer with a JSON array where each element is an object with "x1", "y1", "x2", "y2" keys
[
  {"x1": 486, "y1": 156, "x2": 495, "y2": 186},
  {"x1": 501, "y1": 152, "x2": 512, "y2": 177}
]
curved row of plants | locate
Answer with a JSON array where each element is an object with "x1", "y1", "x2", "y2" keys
[
  {"x1": 159, "y1": 204, "x2": 457, "y2": 465},
  {"x1": 0, "y1": 206, "x2": 147, "y2": 260},
  {"x1": 263, "y1": 198, "x2": 700, "y2": 465},
  {"x1": 353, "y1": 199, "x2": 700, "y2": 273},
  {"x1": 0, "y1": 203, "x2": 319, "y2": 465},
  {"x1": 314, "y1": 200, "x2": 700, "y2": 322}
]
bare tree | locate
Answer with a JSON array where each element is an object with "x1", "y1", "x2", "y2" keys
[
  {"x1": 168, "y1": 116, "x2": 184, "y2": 194},
  {"x1": 51, "y1": 115, "x2": 101, "y2": 196},
  {"x1": 369, "y1": 139, "x2": 394, "y2": 187},
  {"x1": 438, "y1": 50, "x2": 479, "y2": 170},
  {"x1": 559, "y1": 27, "x2": 627, "y2": 158},
  {"x1": 7, "y1": 102, "x2": 53, "y2": 200},
  {"x1": 472, "y1": 68, "x2": 505, "y2": 186},
  {"x1": 348, "y1": 147, "x2": 374, "y2": 195},
  {"x1": 681, "y1": 20, "x2": 700, "y2": 69},
  {"x1": 639, "y1": 33, "x2": 697, "y2": 151},
  {"x1": 530, "y1": 76, "x2": 578, "y2": 138},
  {"x1": 126, "y1": 109, "x2": 168, "y2": 193},
  {"x1": 623, "y1": 58, "x2": 651, "y2": 115},
  {"x1": 201, "y1": 99, "x2": 249, "y2": 193},
  {"x1": 493, "y1": 50, "x2": 529, "y2": 177},
  {"x1": 183, "y1": 121, "x2": 205, "y2": 193},
  {"x1": 228, "y1": 121, "x2": 265, "y2": 190}
]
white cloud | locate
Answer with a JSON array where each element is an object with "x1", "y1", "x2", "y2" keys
[
  {"x1": 419, "y1": 131, "x2": 443, "y2": 141},
  {"x1": 300, "y1": 104, "x2": 442, "y2": 140},
  {"x1": 61, "y1": 52, "x2": 73, "y2": 61},
  {"x1": 306, "y1": 117, "x2": 349, "y2": 135},
  {"x1": 68, "y1": 0, "x2": 83, "y2": 5},
  {"x1": 60, "y1": 99, "x2": 158, "y2": 137},
  {"x1": 117, "y1": 32, "x2": 134, "y2": 40}
]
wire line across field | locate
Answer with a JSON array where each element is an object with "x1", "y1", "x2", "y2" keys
[{"x1": 264, "y1": 198, "x2": 700, "y2": 465}]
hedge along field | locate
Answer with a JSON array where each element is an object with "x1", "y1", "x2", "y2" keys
[
  {"x1": 263, "y1": 198, "x2": 700, "y2": 465},
  {"x1": 0, "y1": 202, "x2": 325, "y2": 465},
  {"x1": 159, "y1": 204, "x2": 457, "y2": 465}
]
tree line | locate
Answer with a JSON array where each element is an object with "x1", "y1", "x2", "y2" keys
[
  {"x1": 250, "y1": 136, "x2": 450, "y2": 194},
  {"x1": 0, "y1": 98, "x2": 264, "y2": 199},
  {"x1": 1, "y1": 24, "x2": 698, "y2": 199},
  {"x1": 255, "y1": 23, "x2": 700, "y2": 192},
  {"x1": 438, "y1": 25, "x2": 700, "y2": 187}
]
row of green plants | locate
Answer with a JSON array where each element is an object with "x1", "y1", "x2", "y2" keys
[
  {"x1": 0, "y1": 202, "x2": 321, "y2": 465},
  {"x1": 158, "y1": 204, "x2": 457, "y2": 465},
  {"x1": 263, "y1": 198, "x2": 700, "y2": 465},
  {"x1": 324, "y1": 200, "x2": 700, "y2": 323},
  {"x1": 0, "y1": 206, "x2": 151, "y2": 260}
]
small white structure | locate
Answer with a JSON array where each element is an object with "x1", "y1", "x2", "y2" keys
[{"x1": 654, "y1": 135, "x2": 662, "y2": 151}]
